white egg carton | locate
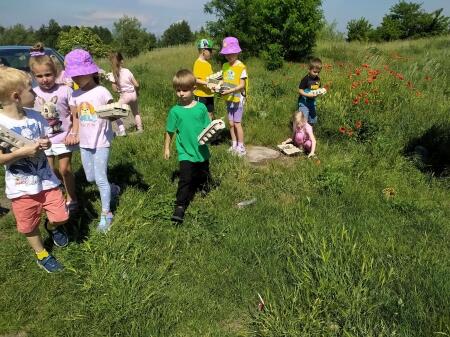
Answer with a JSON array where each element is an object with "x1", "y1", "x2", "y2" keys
[
  {"x1": 96, "y1": 103, "x2": 130, "y2": 120},
  {"x1": 0, "y1": 123, "x2": 35, "y2": 152},
  {"x1": 198, "y1": 119, "x2": 226, "y2": 145},
  {"x1": 277, "y1": 143, "x2": 303, "y2": 156}
]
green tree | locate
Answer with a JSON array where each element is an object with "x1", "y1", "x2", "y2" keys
[
  {"x1": 0, "y1": 24, "x2": 35, "y2": 45},
  {"x1": 160, "y1": 20, "x2": 194, "y2": 47},
  {"x1": 318, "y1": 20, "x2": 345, "y2": 41},
  {"x1": 378, "y1": 1, "x2": 450, "y2": 40},
  {"x1": 204, "y1": 0, "x2": 323, "y2": 60},
  {"x1": 34, "y1": 19, "x2": 62, "y2": 49},
  {"x1": 90, "y1": 25, "x2": 113, "y2": 44},
  {"x1": 113, "y1": 16, "x2": 156, "y2": 57},
  {"x1": 57, "y1": 26, "x2": 110, "y2": 58},
  {"x1": 346, "y1": 18, "x2": 373, "y2": 42}
]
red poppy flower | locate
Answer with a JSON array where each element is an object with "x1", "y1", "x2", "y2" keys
[
  {"x1": 347, "y1": 130, "x2": 354, "y2": 137},
  {"x1": 353, "y1": 98, "x2": 360, "y2": 105},
  {"x1": 364, "y1": 98, "x2": 369, "y2": 105},
  {"x1": 355, "y1": 120, "x2": 362, "y2": 129},
  {"x1": 339, "y1": 127, "x2": 346, "y2": 134},
  {"x1": 362, "y1": 63, "x2": 369, "y2": 68},
  {"x1": 367, "y1": 77, "x2": 375, "y2": 84},
  {"x1": 355, "y1": 68, "x2": 361, "y2": 76}
]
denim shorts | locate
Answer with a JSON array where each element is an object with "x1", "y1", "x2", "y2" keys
[{"x1": 298, "y1": 102, "x2": 317, "y2": 124}]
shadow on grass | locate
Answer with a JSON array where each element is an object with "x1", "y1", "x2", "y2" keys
[{"x1": 404, "y1": 123, "x2": 450, "y2": 178}]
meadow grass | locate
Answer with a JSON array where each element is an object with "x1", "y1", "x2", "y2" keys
[{"x1": 0, "y1": 37, "x2": 449, "y2": 336}]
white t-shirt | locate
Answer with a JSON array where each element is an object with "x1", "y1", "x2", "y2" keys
[
  {"x1": 0, "y1": 109, "x2": 60, "y2": 199},
  {"x1": 68, "y1": 85, "x2": 113, "y2": 149}
]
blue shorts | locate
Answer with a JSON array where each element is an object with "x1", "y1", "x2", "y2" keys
[{"x1": 298, "y1": 102, "x2": 317, "y2": 124}]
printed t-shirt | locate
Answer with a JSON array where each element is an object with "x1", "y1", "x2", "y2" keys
[
  {"x1": 33, "y1": 84, "x2": 73, "y2": 144},
  {"x1": 0, "y1": 108, "x2": 60, "y2": 199},
  {"x1": 166, "y1": 102, "x2": 211, "y2": 162},
  {"x1": 193, "y1": 58, "x2": 214, "y2": 97},
  {"x1": 68, "y1": 85, "x2": 113, "y2": 149},
  {"x1": 298, "y1": 74, "x2": 321, "y2": 105}
]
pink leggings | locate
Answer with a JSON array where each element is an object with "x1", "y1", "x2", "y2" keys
[{"x1": 116, "y1": 91, "x2": 143, "y2": 131}]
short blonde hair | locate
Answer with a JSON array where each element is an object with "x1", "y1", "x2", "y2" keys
[
  {"x1": 293, "y1": 110, "x2": 307, "y2": 130},
  {"x1": 172, "y1": 69, "x2": 196, "y2": 90},
  {"x1": 0, "y1": 67, "x2": 31, "y2": 103},
  {"x1": 309, "y1": 57, "x2": 322, "y2": 71}
]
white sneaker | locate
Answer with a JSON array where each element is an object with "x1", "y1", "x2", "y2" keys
[
  {"x1": 116, "y1": 129, "x2": 127, "y2": 137},
  {"x1": 236, "y1": 146, "x2": 247, "y2": 157},
  {"x1": 227, "y1": 146, "x2": 237, "y2": 153}
]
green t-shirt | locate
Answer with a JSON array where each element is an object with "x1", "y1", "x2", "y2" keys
[{"x1": 166, "y1": 102, "x2": 211, "y2": 162}]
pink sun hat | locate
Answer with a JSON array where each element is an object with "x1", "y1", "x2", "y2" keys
[
  {"x1": 64, "y1": 49, "x2": 100, "y2": 78},
  {"x1": 219, "y1": 37, "x2": 242, "y2": 55}
]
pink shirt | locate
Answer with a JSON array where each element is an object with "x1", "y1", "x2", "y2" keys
[
  {"x1": 68, "y1": 85, "x2": 113, "y2": 149},
  {"x1": 294, "y1": 122, "x2": 313, "y2": 146},
  {"x1": 113, "y1": 68, "x2": 136, "y2": 94},
  {"x1": 33, "y1": 84, "x2": 73, "y2": 144}
]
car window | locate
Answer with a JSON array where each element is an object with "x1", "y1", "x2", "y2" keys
[{"x1": 0, "y1": 50, "x2": 30, "y2": 72}]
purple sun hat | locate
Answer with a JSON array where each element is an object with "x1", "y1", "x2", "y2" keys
[
  {"x1": 219, "y1": 37, "x2": 242, "y2": 55},
  {"x1": 64, "y1": 49, "x2": 100, "y2": 78}
]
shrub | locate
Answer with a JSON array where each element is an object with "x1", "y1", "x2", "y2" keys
[
  {"x1": 261, "y1": 43, "x2": 284, "y2": 71},
  {"x1": 57, "y1": 26, "x2": 110, "y2": 58}
]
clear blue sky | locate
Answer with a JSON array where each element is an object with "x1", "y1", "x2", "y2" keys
[{"x1": 0, "y1": 0, "x2": 449, "y2": 35}]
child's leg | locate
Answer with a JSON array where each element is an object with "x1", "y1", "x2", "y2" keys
[
  {"x1": 80, "y1": 148, "x2": 96, "y2": 183},
  {"x1": 194, "y1": 160, "x2": 211, "y2": 193},
  {"x1": 47, "y1": 155, "x2": 63, "y2": 181},
  {"x1": 92, "y1": 147, "x2": 112, "y2": 213},
  {"x1": 57, "y1": 152, "x2": 77, "y2": 204},
  {"x1": 235, "y1": 122, "x2": 244, "y2": 144},
  {"x1": 25, "y1": 227, "x2": 45, "y2": 254},
  {"x1": 175, "y1": 161, "x2": 196, "y2": 209},
  {"x1": 303, "y1": 140, "x2": 312, "y2": 153},
  {"x1": 129, "y1": 98, "x2": 143, "y2": 131}
]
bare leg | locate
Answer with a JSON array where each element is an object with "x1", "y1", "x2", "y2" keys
[
  {"x1": 234, "y1": 122, "x2": 244, "y2": 144},
  {"x1": 229, "y1": 120, "x2": 236, "y2": 143},
  {"x1": 58, "y1": 153, "x2": 77, "y2": 204},
  {"x1": 25, "y1": 226, "x2": 45, "y2": 253}
]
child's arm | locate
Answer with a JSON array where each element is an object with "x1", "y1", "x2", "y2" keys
[
  {"x1": 281, "y1": 138, "x2": 293, "y2": 145},
  {"x1": 164, "y1": 132, "x2": 174, "y2": 160},
  {"x1": 111, "y1": 83, "x2": 119, "y2": 93},
  {"x1": 65, "y1": 105, "x2": 79, "y2": 146},
  {"x1": 299, "y1": 88, "x2": 318, "y2": 99},
  {"x1": 221, "y1": 78, "x2": 245, "y2": 96},
  {"x1": 0, "y1": 143, "x2": 41, "y2": 166}
]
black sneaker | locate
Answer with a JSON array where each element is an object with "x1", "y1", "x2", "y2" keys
[
  {"x1": 45, "y1": 220, "x2": 69, "y2": 248},
  {"x1": 171, "y1": 206, "x2": 185, "y2": 223}
]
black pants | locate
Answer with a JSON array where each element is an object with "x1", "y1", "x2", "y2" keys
[{"x1": 176, "y1": 160, "x2": 210, "y2": 208}]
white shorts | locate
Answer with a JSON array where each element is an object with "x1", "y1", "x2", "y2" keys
[{"x1": 44, "y1": 143, "x2": 79, "y2": 157}]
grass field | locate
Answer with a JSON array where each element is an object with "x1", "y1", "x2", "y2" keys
[{"x1": 0, "y1": 36, "x2": 449, "y2": 337}]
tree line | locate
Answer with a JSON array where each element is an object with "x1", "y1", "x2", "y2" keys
[
  {"x1": 346, "y1": 1, "x2": 449, "y2": 42},
  {"x1": 0, "y1": 1, "x2": 448, "y2": 69},
  {"x1": 0, "y1": 17, "x2": 199, "y2": 58}
]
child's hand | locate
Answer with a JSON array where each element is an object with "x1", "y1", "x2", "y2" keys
[
  {"x1": 65, "y1": 133, "x2": 79, "y2": 146},
  {"x1": 17, "y1": 142, "x2": 40, "y2": 158},
  {"x1": 164, "y1": 148, "x2": 170, "y2": 160},
  {"x1": 38, "y1": 136, "x2": 51, "y2": 150},
  {"x1": 308, "y1": 152, "x2": 316, "y2": 158},
  {"x1": 221, "y1": 89, "x2": 233, "y2": 96}
]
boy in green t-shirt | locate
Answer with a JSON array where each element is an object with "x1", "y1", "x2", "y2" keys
[{"x1": 164, "y1": 69, "x2": 212, "y2": 223}]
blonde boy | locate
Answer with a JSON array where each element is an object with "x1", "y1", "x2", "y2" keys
[
  {"x1": 0, "y1": 67, "x2": 69, "y2": 273},
  {"x1": 164, "y1": 69, "x2": 211, "y2": 223}
]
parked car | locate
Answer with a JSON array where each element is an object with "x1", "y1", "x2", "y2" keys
[{"x1": 0, "y1": 45, "x2": 64, "y2": 73}]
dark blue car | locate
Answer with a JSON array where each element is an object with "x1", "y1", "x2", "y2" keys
[{"x1": 0, "y1": 45, "x2": 64, "y2": 73}]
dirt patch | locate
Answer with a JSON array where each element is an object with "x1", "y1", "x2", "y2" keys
[{"x1": 245, "y1": 146, "x2": 281, "y2": 165}]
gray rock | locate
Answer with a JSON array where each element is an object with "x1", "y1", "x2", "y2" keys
[{"x1": 245, "y1": 146, "x2": 280, "y2": 164}]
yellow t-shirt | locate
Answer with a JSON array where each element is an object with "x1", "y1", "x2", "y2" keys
[{"x1": 193, "y1": 58, "x2": 214, "y2": 97}]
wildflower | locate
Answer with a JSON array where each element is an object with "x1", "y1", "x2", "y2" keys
[
  {"x1": 351, "y1": 81, "x2": 359, "y2": 89},
  {"x1": 364, "y1": 98, "x2": 369, "y2": 105},
  {"x1": 347, "y1": 129, "x2": 354, "y2": 137},
  {"x1": 367, "y1": 77, "x2": 375, "y2": 84},
  {"x1": 362, "y1": 63, "x2": 369, "y2": 68},
  {"x1": 415, "y1": 91, "x2": 422, "y2": 97},
  {"x1": 396, "y1": 73, "x2": 404, "y2": 80},
  {"x1": 353, "y1": 97, "x2": 360, "y2": 105},
  {"x1": 339, "y1": 126, "x2": 346, "y2": 134},
  {"x1": 355, "y1": 120, "x2": 362, "y2": 129},
  {"x1": 355, "y1": 68, "x2": 361, "y2": 76}
]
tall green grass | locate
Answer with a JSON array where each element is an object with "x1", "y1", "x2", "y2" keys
[{"x1": 0, "y1": 37, "x2": 449, "y2": 336}]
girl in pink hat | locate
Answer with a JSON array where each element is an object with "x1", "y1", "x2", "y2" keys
[
  {"x1": 64, "y1": 49, "x2": 120, "y2": 233},
  {"x1": 219, "y1": 37, "x2": 248, "y2": 156}
]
